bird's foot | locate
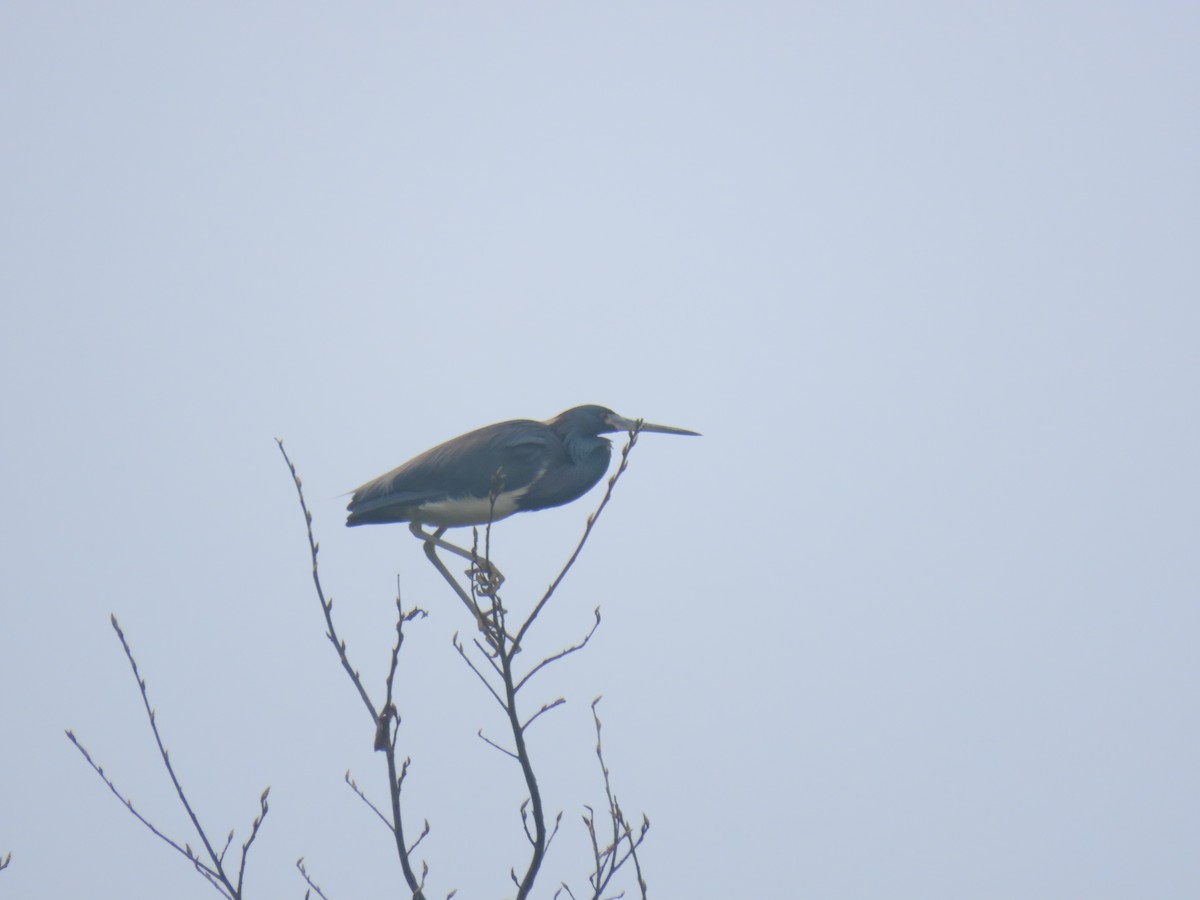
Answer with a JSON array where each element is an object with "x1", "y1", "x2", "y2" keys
[{"x1": 467, "y1": 559, "x2": 505, "y2": 597}]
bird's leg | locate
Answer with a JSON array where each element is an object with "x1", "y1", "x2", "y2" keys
[
  {"x1": 413, "y1": 523, "x2": 507, "y2": 639},
  {"x1": 408, "y1": 522, "x2": 506, "y2": 592},
  {"x1": 408, "y1": 521, "x2": 473, "y2": 563},
  {"x1": 420, "y1": 535, "x2": 495, "y2": 638}
]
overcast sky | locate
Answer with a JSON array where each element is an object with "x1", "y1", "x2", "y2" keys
[{"x1": 2, "y1": 3, "x2": 1198, "y2": 898}]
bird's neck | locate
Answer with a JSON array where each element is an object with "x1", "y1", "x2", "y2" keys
[{"x1": 565, "y1": 433, "x2": 611, "y2": 464}]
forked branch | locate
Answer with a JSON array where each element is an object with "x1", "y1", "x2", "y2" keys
[
  {"x1": 581, "y1": 698, "x2": 649, "y2": 900},
  {"x1": 66, "y1": 615, "x2": 269, "y2": 900},
  {"x1": 278, "y1": 439, "x2": 431, "y2": 900}
]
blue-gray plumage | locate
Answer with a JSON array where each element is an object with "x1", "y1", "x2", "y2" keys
[{"x1": 347, "y1": 405, "x2": 699, "y2": 533}]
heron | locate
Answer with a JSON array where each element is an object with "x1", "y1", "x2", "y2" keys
[{"x1": 346, "y1": 405, "x2": 699, "y2": 571}]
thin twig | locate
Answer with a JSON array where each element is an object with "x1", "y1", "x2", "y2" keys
[
  {"x1": 235, "y1": 788, "x2": 270, "y2": 896},
  {"x1": 516, "y1": 608, "x2": 602, "y2": 693},
  {"x1": 451, "y1": 633, "x2": 508, "y2": 711},
  {"x1": 378, "y1": 599, "x2": 428, "y2": 751},
  {"x1": 545, "y1": 810, "x2": 564, "y2": 854},
  {"x1": 477, "y1": 729, "x2": 520, "y2": 760},
  {"x1": 218, "y1": 829, "x2": 234, "y2": 866},
  {"x1": 522, "y1": 698, "x2": 566, "y2": 732},
  {"x1": 345, "y1": 771, "x2": 395, "y2": 832},
  {"x1": 277, "y1": 440, "x2": 378, "y2": 723},
  {"x1": 407, "y1": 819, "x2": 432, "y2": 857},
  {"x1": 297, "y1": 857, "x2": 332, "y2": 900},
  {"x1": 110, "y1": 616, "x2": 226, "y2": 875},
  {"x1": 65, "y1": 731, "x2": 223, "y2": 888},
  {"x1": 472, "y1": 635, "x2": 504, "y2": 672}
]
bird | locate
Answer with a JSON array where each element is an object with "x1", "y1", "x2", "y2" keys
[{"x1": 346, "y1": 405, "x2": 699, "y2": 567}]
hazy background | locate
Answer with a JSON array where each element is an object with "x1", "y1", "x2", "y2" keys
[{"x1": 3, "y1": 3, "x2": 1198, "y2": 898}]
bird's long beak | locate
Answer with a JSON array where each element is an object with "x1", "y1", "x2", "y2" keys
[{"x1": 606, "y1": 412, "x2": 701, "y2": 437}]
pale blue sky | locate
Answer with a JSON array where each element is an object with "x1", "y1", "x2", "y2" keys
[{"x1": 2, "y1": 3, "x2": 1198, "y2": 898}]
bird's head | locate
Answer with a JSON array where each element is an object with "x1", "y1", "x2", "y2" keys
[{"x1": 549, "y1": 405, "x2": 700, "y2": 439}]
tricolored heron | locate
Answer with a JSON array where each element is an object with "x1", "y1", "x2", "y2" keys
[{"x1": 346, "y1": 405, "x2": 699, "y2": 568}]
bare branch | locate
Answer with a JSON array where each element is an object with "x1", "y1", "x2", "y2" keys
[
  {"x1": 110, "y1": 615, "x2": 227, "y2": 876},
  {"x1": 583, "y1": 805, "x2": 602, "y2": 890},
  {"x1": 545, "y1": 810, "x2": 564, "y2": 854},
  {"x1": 277, "y1": 439, "x2": 378, "y2": 724},
  {"x1": 235, "y1": 788, "x2": 270, "y2": 896},
  {"x1": 67, "y1": 617, "x2": 271, "y2": 899},
  {"x1": 377, "y1": 598, "x2": 428, "y2": 751},
  {"x1": 516, "y1": 608, "x2": 602, "y2": 693},
  {"x1": 451, "y1": 633, "x2": 508, "y2": 711},
  {"x1": 407, "y1": 819, "x2": 431, "y2": 857},
  {"x1": 520, "y1": 798, "x2": 535, "y2": 846},
  {"x1": 345, "y1": 771, "x2": 395, "y2": 833},
  {"x1": 279, "y1": 441, "x2": 427, "y2": 900},
  {"x1": 384, "y1": 747, "x2": 427, "y2": 899},
  {"x1": 296, "y1": 857, "x2": 331, "y2": 900},
  {"x1": 582, "y1": 699, "x2": 650, "y2": 900},
  {"x1": 522, "y1": 698, "x2": 566, "y2": 732},
  {"x1": 499, "y1": 639, "x2": 548, "y2": 899},
  {"x1": 477, "y1": 729, "x2": 519, "y2": 761},
  {"x1": 472, "y1": 636, "x2": 505, "y2": 675},
  {"x1": 65, "y1": 730, "x2": 222, "y2": 889},
  {"x1": 193, "y1": 861, "x2": 234, "y2": 899},
  {"x1": 218, "y1": 829, "x2": 234, "y2": 866}
]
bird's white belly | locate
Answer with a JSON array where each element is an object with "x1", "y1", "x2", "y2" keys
[{"x1": 414, "y1": 486, "x2": 530, "y2": 527}]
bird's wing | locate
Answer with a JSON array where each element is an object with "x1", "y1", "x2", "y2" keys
[{"x1": 347, "y1": 420, "x2": 557, "y2": 521}]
